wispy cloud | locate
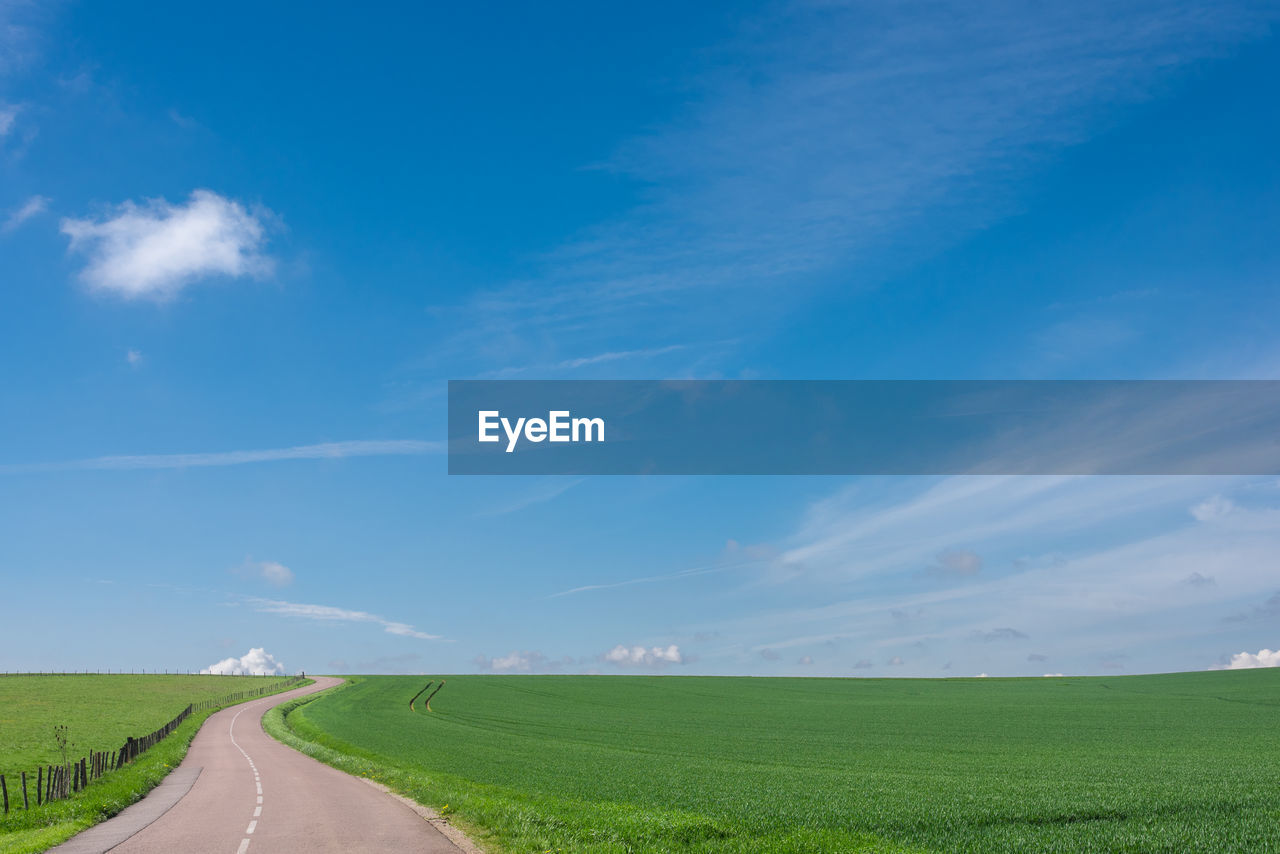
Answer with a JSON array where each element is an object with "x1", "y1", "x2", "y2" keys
[
  {"x1": 0, "y1": 103, "x2": 16, "y2": 136},
  {"x1": 475, "y1": 477, "x2": 583, "y2": 517},
  {"x1": 485, "y1": 345, "x2": 690, "y2": 378},
  {"x1": 474, "y1": 650, "x2": 575, "y2": 673},
  {"x1": 248, "y1": 597, "x2": 443, "y2": 641},
  {"x1": 236, "y1": 559, "x2": 295, "y2": 588},
  {"x1": 697, "y1": 474, "x2": 1280, "y2": 674},
  {"x1": 3, "y1": 194, "x2": 48, "y2": 231},
  {"x1": 61, "y1": 189, "x2": 274, "y2": 299},
  {"x1": 436, "y1": 1, "x2": 1279, "y2": 372},
  {"x1": 548, "y1": 558, "x2": 761, "y2": 598},
  {"x1": 0, "y1": 439, "x2": 442, "y2": 474}
]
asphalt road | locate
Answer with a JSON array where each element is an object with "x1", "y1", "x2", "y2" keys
[{"x1": 56, "y1": 677, "x2": 463, "y2": 854}]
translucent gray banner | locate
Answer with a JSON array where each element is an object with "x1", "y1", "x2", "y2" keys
[{"x1": 447, "y1": 380, "x2": 1280, "y2": 475}]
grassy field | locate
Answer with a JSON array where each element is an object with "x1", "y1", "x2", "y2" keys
[
  {"x1": 0, "y1": 674, "x2": 303, "y2": 853},
  {"x1": 269, "y1": 670, "x2": 1280, "y2": 853}
]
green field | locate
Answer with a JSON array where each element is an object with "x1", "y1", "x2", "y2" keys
[
  {"x1": 270, "y1": 670, "x2": 1280, "y2": 853},
  {"x1": 0, "y1": 674, "x2": 302, "y2": 853}
]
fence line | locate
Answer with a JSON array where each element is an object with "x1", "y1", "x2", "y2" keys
[{"x1": 1, "y1": 675, "x2": 306, "y2": 814}]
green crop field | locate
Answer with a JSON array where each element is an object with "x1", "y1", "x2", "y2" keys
[
  {"x1": 269, "y1": 670, "x2": 1280, "y2": 853},
  {"x1": 0, "y1": 674, "x2": 302, "y2": 854},
  {"x1": 0, "y1": 674, "x2": 290, "y2": 770}
]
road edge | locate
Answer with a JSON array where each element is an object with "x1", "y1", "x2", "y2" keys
[
  {"x1": 260, "y1": 685, "x2": 487, "y2": 854},
  {"x1": 45, "y1": 767, "x2": 202, "y2": 854}
]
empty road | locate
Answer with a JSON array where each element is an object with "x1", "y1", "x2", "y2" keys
[{"x1": 56, "y1": 677, "x2": 464, "y2": 854}]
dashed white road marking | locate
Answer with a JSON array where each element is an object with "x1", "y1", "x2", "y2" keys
[{"x1": 231, "y1": 702, "x2": 268, "y2": 854}]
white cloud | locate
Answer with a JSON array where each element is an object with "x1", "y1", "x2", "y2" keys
[
  {"x1": 1191, "y1": 495, "x2": 1234, "y2": 521},
  {"x1": 924, "y1": 548, "x2": 983, "y2": 579},
  {"x1": 256, "y1": 561, "x2": 294, "y2": 587},
  {"x1": 435, "y1": 2, "x2": 1280, "y2": 375},
  {"x1": 0, "y1": 439, "x2": 441, "y2": 474},
  {"x1": 488, "y1": 651, "x2": 549, "y2": 673},
  {"x1": 249, "y1": 597, "x2": 442, "y2": 640},
  {"x1": 603, "y1": 644, "x2": 683, "y2": 667},
  {"x1": 1043, "y1": 673, "x2": 1066, "y2": 677},
  {"x1": 0, "y1": 104, "x2": 16, "y2": 136},
  {"x1": 1216, "y1": 648, "x2": 1280, "y2": 670},
  {"x1": 126, "y1": 349, "x2": 143, "y2": 367},
  {"x1": 710, "y1": 474, "x2": 1280, "y2": 675},
  {"x1": 975, "y1": 673, "x2": 990, "y2": 678},
  {"x1": 60, "y1": 189, "x2": 273, "y2": 299},
  {"x1": 3, "y1": 194, "x2": 48, "y2": 231},
  {"x1": 201, "y1": 647, "x2": 285, "y2": 676}
]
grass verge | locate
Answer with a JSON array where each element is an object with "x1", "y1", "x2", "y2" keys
[
  {"x1": 263, "y1": 681, "x2": 917, "y2": 854},
  {"x1": 0, "y1": 678, "x2": 311, "y2": 854}
]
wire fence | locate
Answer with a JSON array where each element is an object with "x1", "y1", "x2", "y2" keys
[{"x1": 1, "y1": 674, "x2": 306, "y2": 815}]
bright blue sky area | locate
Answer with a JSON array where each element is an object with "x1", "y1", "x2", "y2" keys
[{"x1": 2, "y1": 1, "x2": 1279, "y2": 677}]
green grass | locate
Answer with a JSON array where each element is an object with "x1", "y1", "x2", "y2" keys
[
  {"x1": 0, "y1": 674, "x2": 305, "y2": 854},
  {"x1": 269, "y1": 670, "x2": 1280, "y2": 853}
]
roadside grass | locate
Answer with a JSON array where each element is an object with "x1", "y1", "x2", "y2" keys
[
  {"x1": 0, "y1": 675, "x2": 306, "y2": 854},
  {"x1": 263, "y1": 690, "x2": 915, "y2": 853},
  {"x1": 271, "y1": 670, "x2": 1280, "y2": 853}
]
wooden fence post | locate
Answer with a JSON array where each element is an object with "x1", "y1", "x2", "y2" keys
[
  {"x1": 22, "y1": 771, "x2": 28, "y2": 810},
  {"x1": 2, "y1": 773, "x2": 9, "y2": 814}
]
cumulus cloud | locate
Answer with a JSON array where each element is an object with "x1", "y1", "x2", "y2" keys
[
  {"x1": 1182, "y1": 571, "x2": 1215, "y2": 587},
  {"x1": 853, "y1": 659, "x2": 873, "y2": 669},
  {"x1": 3, "y1": 194, "x2": 48, "y2": 231},
  {"x1": 125, "y1": 348, "x2": 143, "y2": 367},
  {"x1": 60, "y1": 189, "x2": 273, "y2": 299},
  {"x1": 603, "y1": 644, "x2": 683, "y2": 667},
  {"x1": 887, "y1": 656, "x2": 904, "y2": 666},
  {"x1": 202, "y1": 647, "x2": 285, "y2": 676},
  {"x1": 1215, "y1": 648, "x2": 1280, "y2": 670},
  {"x1": 1043, "y1": 672, "x2": 1066, "y2": 677},
  {"x1": 0, "y1": 104, "x2": 17, "y2": 136},
  {"x1": 797, "y1": 655, "x2": 813, "y2": 666},
  {"x1": 1191, "y1": 495, "x2": 1234, "y2": 521},
  {"x1": 249, "y1": 597, "x2": 441, "y2": 640}
]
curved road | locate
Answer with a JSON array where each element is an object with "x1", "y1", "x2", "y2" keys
[{"x1": 59, "y1": 677, "x2": 462, "y2": 854}]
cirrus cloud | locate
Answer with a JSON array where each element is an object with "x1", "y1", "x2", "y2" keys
[{"x1": 248, "y1": 597, "x2": 443, "y2": 641}]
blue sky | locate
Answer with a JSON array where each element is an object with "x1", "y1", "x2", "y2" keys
[{"x1": 2, "y1": 0, "x2": 1280, "y2": 678}]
